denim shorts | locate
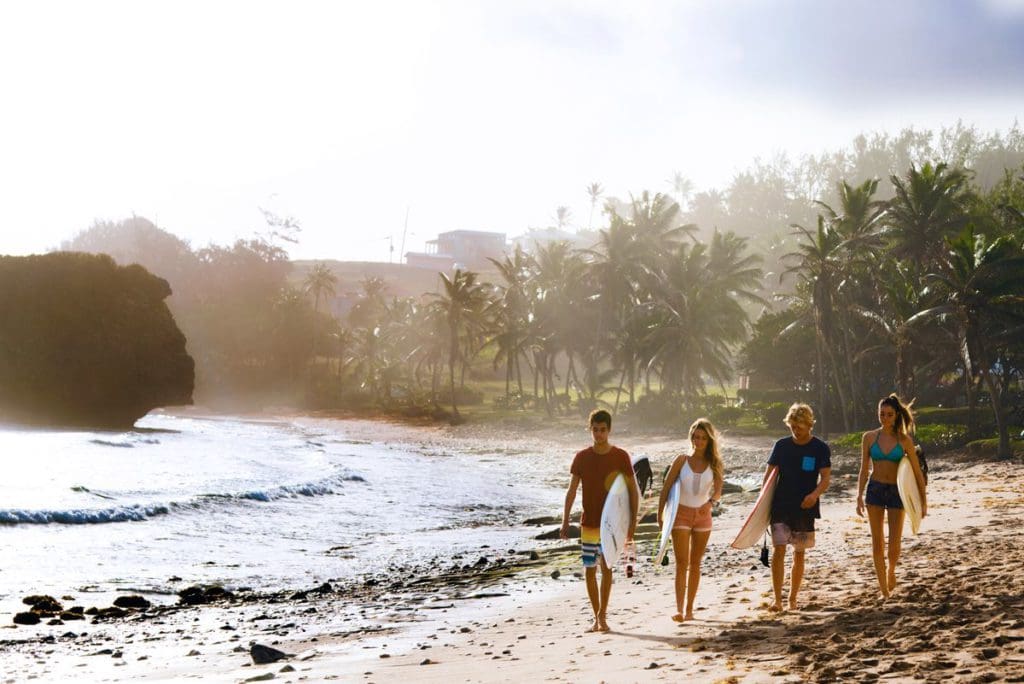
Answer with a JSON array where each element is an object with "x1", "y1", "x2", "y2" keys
[{"x1": 865, "y1": 480, "x2": 904, "y2": 509}]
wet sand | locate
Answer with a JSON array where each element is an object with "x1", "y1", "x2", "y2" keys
[{"x1": 2, "y1": 418, "x2": 1022, "y2": 683}]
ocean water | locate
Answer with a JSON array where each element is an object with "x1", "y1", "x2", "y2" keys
[
  {"x1": 0, "y1": 413, "x2": 572, "y2": 617},
  {"x1": 0, "y1": 412, "x2": 778, "y2": 619}
]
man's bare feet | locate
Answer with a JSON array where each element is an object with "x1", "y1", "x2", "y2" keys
[
  {"x1": 887, "y1": 571, "x2": 897, "y2": 592},
  {"x1": 671, "y1": 613, "x2": 684, "y2": 623},
  {"x1": 787, "y1": 600, "x2": 799, "y2": 611},
  {"x1": 767, "y1": 602, "x2": 783, "y2": 612},
  {"x1": 683, "y1": 611, "x2": 695, "y2": 621}
]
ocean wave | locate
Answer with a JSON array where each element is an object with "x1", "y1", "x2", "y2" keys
[
  {"x1": 0, "y1": 504, "x2": 170, "y2": 524},
  {"x1": 210, "y1": 473, "x2": 366, "y2": 503},
  {"x1": 89, "y1": 439, "x2": 134, "y2": 448},
  {"x1": 0, "y1": 473, "x2": 367, "y2": 525}
]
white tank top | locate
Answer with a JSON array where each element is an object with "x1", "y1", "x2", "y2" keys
[{"x1": 678, "y1": 459, "x2": 714, "y2": 508}]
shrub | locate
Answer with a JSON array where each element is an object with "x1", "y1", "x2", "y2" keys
[
  {"x1": 915, "y1": 423, "x2": 969, "y2": 450},
  {"x1": 708, "y1": 405, "x2": 744, "y2": 427},
  {"x1": 492, "y1": 391, "x2": 534, "y2": 410},
  {"x1": 830, "y1": 432, "x2": 862, "y2": 450},
  {"x1": 748, "y1": 401, "x2": 790, "y2": 429},
  {"x1": 450, "y1": 385, "x2": 484, "y2": 405},
  {"x1": 628, "y1": 392, "x2": 684, "y2": 428},
  {"x1": 737, "y1": 389, "x2": 810, "y2": 406}
]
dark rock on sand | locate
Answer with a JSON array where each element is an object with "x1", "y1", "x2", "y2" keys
[
  {"x1": 13, "y1": 612, "x2": 41, "y2": 625},
  {"x1": 178, "y1": 585, "x2": 234, "y2": 605},
  {"x1": 113, "y1": 595, "x2": 151, "y2": 609},
  {"x1": 23, "y1": 595, "x2": 63, "y2": 614},
  {"x1": 251, "y1": 643, "x2": 289, "y2": 664},
  {"x1": 536, "y1": 525, "x2": 579, "y2": 540}
]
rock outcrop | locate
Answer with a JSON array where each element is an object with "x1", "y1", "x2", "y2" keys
[{"x1": 0, "y1": 252, "x2": 194, "y2": 427}]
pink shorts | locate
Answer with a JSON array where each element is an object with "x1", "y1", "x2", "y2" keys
[{"x1": 673, "y1": 504, "x2": 712, "y2": 532}]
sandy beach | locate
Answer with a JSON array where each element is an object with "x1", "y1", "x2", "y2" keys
[{"x1": 2, "y1": 417, "x2": 1023, "y2": 683}]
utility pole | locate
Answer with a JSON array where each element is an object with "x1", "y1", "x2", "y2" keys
[{"x1": 400, "y1": 206, "x2": 410, "y2": 265}]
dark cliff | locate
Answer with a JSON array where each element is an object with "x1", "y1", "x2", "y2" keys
[{"x1": 0, "y1": 252, "x2": 194, "y2": 428}]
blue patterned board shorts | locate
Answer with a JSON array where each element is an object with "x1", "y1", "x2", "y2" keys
[
  {"x1": 580, "y1": 526, "x2": 602, "y2": 568},
  {"x1": 865, "y1": 480, "x2": 904, "y2": 509}
]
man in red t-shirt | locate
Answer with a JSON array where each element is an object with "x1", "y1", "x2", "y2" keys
[{"x1": 560, "y1": 409, "x2": 638, "y2": 633}]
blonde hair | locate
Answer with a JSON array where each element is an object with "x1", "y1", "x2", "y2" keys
[
  {"x1": 689, "y1": 418, "x2": 724, "y2": 483},
  {"x1": 784, "y1": 403, "x2": 815, "y2": 427}
]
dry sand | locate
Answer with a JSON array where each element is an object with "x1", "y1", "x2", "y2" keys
[{"x1": 2, "y1": 418, "x2": 1023, "y2": 683}]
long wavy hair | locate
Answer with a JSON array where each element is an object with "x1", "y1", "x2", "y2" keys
[
  {"x1": 879, "y1": 394, "x2": 916, "y2": 437},
  {"x1": 689, "y1": 417, "x2": 724, "y2": 483}
]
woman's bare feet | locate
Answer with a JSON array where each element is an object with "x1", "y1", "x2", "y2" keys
[
  {"x1": 767, "y1": 602, "x2": 783, "y2": 612},
  {"x1": 683, "y1": 610, "x2": 695, "y2": 621},
  {"x1": 671, "y1": 613, "x2": 684, "y2": 623},
  {"x1": 597, "y1": 616, "x2": 610, "y2": 632},
  {"x1": 887, "y1": 571, "x2": 897, "y2": 592},
  {"x1": 587, "y1": 618, "x2": 602, "y2": 633}
]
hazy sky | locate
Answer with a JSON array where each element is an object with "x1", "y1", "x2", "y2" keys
[{"x1": 2, "y1": 0, "x2": 1023, "y2": 262}]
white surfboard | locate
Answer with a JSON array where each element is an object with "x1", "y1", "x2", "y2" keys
[
  {"x1": 653, "y1": 479, "x2": 680, "y2": 565},
  {"x1": 896, "y1": 457, "x2": 923, "y2": 535},
  {"x1": 730, "y1": 468, "x2": 779, "y2": 550},
  {"x1": 599, "y1": 473, "x2": 631, "y2": 567}
]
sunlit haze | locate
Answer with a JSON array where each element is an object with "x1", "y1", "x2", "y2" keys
[{"x1": 2, "y1": 0, "x2": 1022, "y2": 261}]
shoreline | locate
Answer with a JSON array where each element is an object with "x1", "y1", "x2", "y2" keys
[{"x1": 3, "y1": 414, "x2": 1023, "y2": 682}]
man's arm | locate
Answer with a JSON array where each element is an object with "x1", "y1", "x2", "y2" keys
[
  {"x1": 560, "y1": 473, "x2": 581, "y2": 539},
  {"x1": 802, "y1": 467, "x2": 831, "y2": 509}
]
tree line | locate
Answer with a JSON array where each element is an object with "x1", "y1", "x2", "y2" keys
[{"x1": 56, "y1": 124, "x2": 1024, "y2": 456}]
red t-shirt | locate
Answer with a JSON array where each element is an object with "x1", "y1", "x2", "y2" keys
[{"x1": 570, "y1": 446, "x2": 633, "y2": 528}]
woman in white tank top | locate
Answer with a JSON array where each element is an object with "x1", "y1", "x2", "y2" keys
[{"x1": 656, "y1": 418, "x2": 724, "y2": 622}]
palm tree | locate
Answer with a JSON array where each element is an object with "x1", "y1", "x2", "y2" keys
[
  {"x1": 585, "y1": 182, "x2": 604, "y2": 232},
  {"x1": 303, "y1": 262, "x2": 338, "y2": 369},
  {"x1": 850, "y1": 263, "x2": 924, "y2": 401},
  {"x1": 816, "y1": 178, "x2": 886, "y2": 419},
  {"x1": 667, "y1": 171, "x2": 694, "y2": 212},
  {"x1": 782, "y1": 215, "x2": 849, "y2": 434},
  {"x1": 886, "y1": 162, "x2": 973, "y2": 269},
  {"x1": 554, "y1": 206, "x2": 573, "y2": 230},
  {"x1": 644, "y1": 239, "x2": 756, "y2": 401},
  {"x1": 818, "y1": 178, "x2": 886, "y2": 249},
  {"x1": 530, "y1": 241, "x2": 589, "y2": 414},
  {"x1": 433, "y1": 269, "x2": 488, "y2": 417},
  {"x1": 487, "y1": 245, "x2": 534, "y2": 399},
  {"x1": 909, "y1": 226, "x2": 1024, "y2": 458},
  {"x1": 303, "y1": 262, "x2": 338, "y2": 316}
]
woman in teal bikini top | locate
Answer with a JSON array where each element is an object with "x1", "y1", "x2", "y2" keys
[
  {"x1": 869, "y1": 435, "x2": 904, "y2": 463},
  {"x1": 856, "y1": 394, "x2": 927, "y2": 599}
]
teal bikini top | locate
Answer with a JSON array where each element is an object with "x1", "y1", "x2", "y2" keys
[{"x1": 869, "y1": 432, "x2": 904, "y2": 463}]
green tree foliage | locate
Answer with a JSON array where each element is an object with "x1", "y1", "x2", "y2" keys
[{"x1": 0, "y1": 252, "x2": 194, "y2": 427}]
